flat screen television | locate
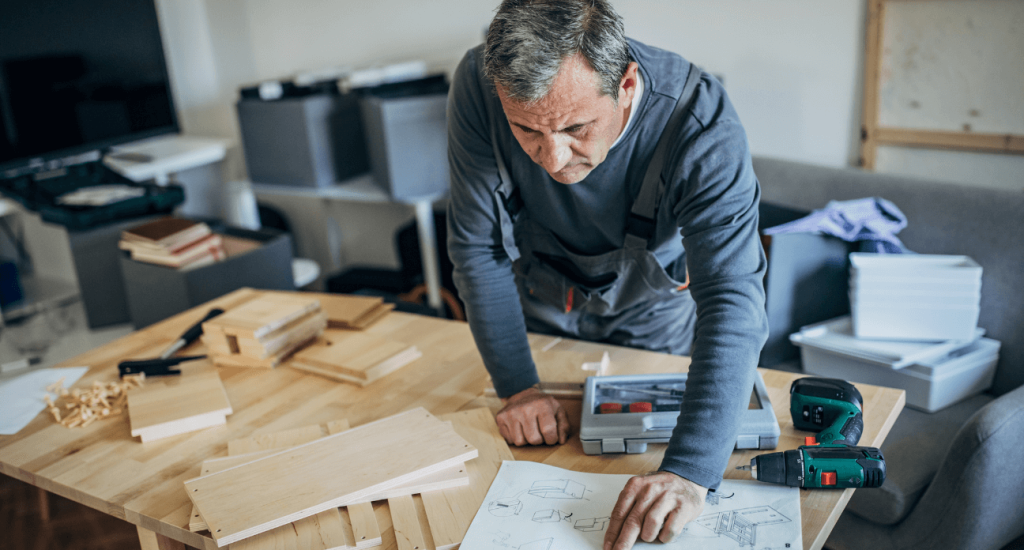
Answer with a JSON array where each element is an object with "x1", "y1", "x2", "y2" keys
[{"x1": 0, "y1": 0, "x2": 179, "y2": 173}]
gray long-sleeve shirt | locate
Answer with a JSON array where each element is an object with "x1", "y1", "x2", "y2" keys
[{"x1": 446, "y1": 39, "x2": 768, "y2": 490}]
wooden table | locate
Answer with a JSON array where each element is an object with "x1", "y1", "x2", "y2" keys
[{"x1": 0, "y1": 289, "x2": 905, "y2": 550}]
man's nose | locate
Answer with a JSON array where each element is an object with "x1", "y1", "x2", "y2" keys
[{"x1": 535, "y1": 133, "x2": 572, "y2": 174}]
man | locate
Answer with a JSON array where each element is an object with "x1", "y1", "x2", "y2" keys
[{"x1": 446, "y1": 1, "x2": 768, "y2": 548}]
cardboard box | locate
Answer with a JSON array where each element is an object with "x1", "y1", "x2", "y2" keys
[{"x1": 120, "y1": 227, "x2": 294, "y2": 328}]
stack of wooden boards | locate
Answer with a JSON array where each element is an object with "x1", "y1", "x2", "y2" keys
[
  {"x1": 290, "y1": 329, "x2": 422, "y2": 387},
  {"x1": 120, "y1": 217, "x2": 227, "y2": 269},
  {"x1": 202, "y1": 293, "x2": 327, "y2": 368},
  {"x1": 316, "y1": 293, "x2": 395, "y2": 330},
  {"x1": 127, "y1": 370, "x2": 232, "y2": 442},
  {"x1": 184, "y1": 407, "x2": 511, "y2": 549}
]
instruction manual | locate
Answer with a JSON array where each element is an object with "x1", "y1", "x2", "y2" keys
[{"x1": 462, "y1": 461, "x2": 802, "y2": 550}]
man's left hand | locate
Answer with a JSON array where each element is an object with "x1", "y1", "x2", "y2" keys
[{"x1": 603, "y1": 471, "x2": 708, "y2": 550}]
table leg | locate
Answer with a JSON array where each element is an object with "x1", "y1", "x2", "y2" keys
[
  {"x1": 36, "y1": 487, "x2": 50, "y2": 521},
  {"x1": 413, "y1": 199, "x2": 444, "y2": 315},
  {"x1": 137, "y1": 525, "x2": 187, "y2": 550}
]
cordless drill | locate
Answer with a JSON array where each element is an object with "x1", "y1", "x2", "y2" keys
[{"x1": 737, "y1": 378, "x2": 886, "y2": 489}]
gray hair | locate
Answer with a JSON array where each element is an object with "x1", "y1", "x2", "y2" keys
[{"x1": 484, "y1": 0, "x2": 631, "y2": 103}]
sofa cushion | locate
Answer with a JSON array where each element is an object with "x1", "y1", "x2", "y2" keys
[
  {"x1": 845, "y1": 393, "x2": 993, "y2": 525},
  {"x1": 752, "y1": 156, "x2": 1024, "y2": 396}
]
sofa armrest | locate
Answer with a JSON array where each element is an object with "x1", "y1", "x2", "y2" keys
[{"x1": 829, "y1": 382, "x2": 1024, "y2": 550}]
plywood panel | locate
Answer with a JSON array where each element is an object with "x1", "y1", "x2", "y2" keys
[
  {"x1": 127, "y1": 369, "x2": 232, "y2": 442},
  {"x1": 186, "y1": 408, "x2": 478, "y2": 547},
  {"x1": 421, "y1": 408, "x2": 515, "y2": 550},
  {"x1": 388, "y1": 496, "x2": 426, "y2": 550},
  {"x1": 293, "y1": 331, "x2": 421, "y2": 381},
  {"x1": 204, "y1": 293, "x2": 321, "y2": 339},
  {"x1": 348, "y1": 502, "x2": 382, "y2": 549}
]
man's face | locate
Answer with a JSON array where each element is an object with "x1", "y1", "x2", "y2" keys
[{"x1": 497, "y1": 55, "x2": 639, "y2": 184}]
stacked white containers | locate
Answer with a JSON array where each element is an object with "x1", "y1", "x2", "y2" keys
[
  {"x1": 849, "y1": 254, "x2": 982, "y2": 340},
  {"x1": 790, "y1": 254, "x2": 1000, "y2": 413}
]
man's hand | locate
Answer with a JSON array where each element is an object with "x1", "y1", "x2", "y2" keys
[
  {"x1": 495, "y1": 387, "x2": 570, "y2": 446},
  {"x1": 603, "y1": 471, "x2": 708, "y2": 550}
]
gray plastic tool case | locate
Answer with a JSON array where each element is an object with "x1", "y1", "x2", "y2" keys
[{"x1": 579, "y1": 371, "x2": 780, "y2": 455}]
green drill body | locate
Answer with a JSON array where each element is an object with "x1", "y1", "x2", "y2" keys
[{"x1": 740, "y1": 378, "x2": 886, "y2": 489}]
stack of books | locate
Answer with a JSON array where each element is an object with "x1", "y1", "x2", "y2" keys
[{"x1": 119, "y1": 218, "x2": 226, "y2": 269}]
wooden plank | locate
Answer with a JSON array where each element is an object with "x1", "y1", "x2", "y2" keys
[
  {"x1": 235, "y1": 312, "x2": 328, "y2": 358},
  {"x1": 388, "y1": 495, "x2": 426, "y2": 550},
  {"x1": 860, "y1": 0, "x2": 885, "y2": 169},
  {"x1": 874, "y1": 126, "x2": 1024, "y2": 154},
  {"x1": 421, "y1": 408, "x2": 515, "y2": 550},
  {"x1": 314, "y1": 293, "x2": 384, "y2": 326},
  {"x1": 186, "y1": 408, "x2": 478, "y2": 547},
  {"x1": 127, "y1": 369, "x2": 232, "y2": 442},
  {"x1": 204, "y1": 293, "x2": 321, "y2": 339},
  {"x1": 138, "y1": 525, "x2": 187, "y2": 550},
  {"x1": 293, "y1": 331, "x2": 421, "y2": 381},
  {"x1": 343, "y1": 303, "x2": 395, "y2": 330},
  {"x1": 227, "y1": 424, "x2": 325, "y2": 456},
  {"x1": 289, "y1": 349, "x2": 423, "y2": 388},
  {"x1": 211, "y1": 333, "x2": 321, "y2": 369},
  {"x1": 348, "y1": 502, "x2": 382, "y2": 549}
]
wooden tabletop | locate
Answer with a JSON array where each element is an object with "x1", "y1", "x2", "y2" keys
[{"x1": 0, "y1": 289, "x2": 905, "y2": 550}]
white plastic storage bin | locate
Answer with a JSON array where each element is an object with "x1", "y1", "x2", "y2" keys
[
  {"x1": 851, "y1": 302, "x2": 980, "y2": 341},
  {"x1": 848, "y1": 253, "x2": 982, "y2": 341},
  {"x1": 849, "y1": 253, "x2": 983, "y2": 283},
  {"x1": 791, "y1": 319, "x2": 999, "y2": 412}
]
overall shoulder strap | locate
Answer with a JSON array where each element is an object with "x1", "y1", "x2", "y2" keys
[{"x1": 624, "y1": 63, "x2": 703, "y2": 250}]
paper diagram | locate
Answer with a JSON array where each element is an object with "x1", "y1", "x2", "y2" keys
[
  {"x1": 492, "y1": 532, "x2": 554, "y2": 550},
  {"x1": 529, "y1": 479, "x2": 586, "y2": 499},
  {"x1": 574, "y1": 516, "x2": 610, "y2": 532},
  {"x1": 462, "y1": 462, "x2": 803, "y2": 550},
  {"x1": 692, "y1": 506, "x2": 791, "y2": 547},
  {"x1": 532, "y1": 509, "x2": 572, "y2": 523},
  {"x1": 706, "y1": 491, "x2": 736, "y2": 506},
  {"x1": 489, "y1": 497, "x2": 524, "y2": 517}
]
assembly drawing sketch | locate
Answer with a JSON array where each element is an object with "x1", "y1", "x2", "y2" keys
[
  {"x1": 529, "y1": 479, "x2": 586, "y2": 499},
  {"x1": 706, "y1": 492, "x2": 736, "y2": 506},
  {"x1": 694, "y1": 506, "x2": 791, "y2": 547},
  {"x1": 573, "y1": 516, "x2": 610, "y2": 532},
  {"x1": 488, "y1": 498, "x2": 524, "y2": 517},
  {"x1": 532, "y1": 509, "x2": 572, "y2": 523},
  {"x1": 518, "y1": 538, "x2": 554, "y2": 550}
]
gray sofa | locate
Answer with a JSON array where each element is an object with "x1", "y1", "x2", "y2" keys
[{"x1": 751, "y1": 156, "x2": 1024, "y2": 550}]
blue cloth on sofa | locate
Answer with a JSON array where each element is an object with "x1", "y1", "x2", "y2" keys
[{"x1": 762, "y1": 197, "x2": 909, "y2": 253}]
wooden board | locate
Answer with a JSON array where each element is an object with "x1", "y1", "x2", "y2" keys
[
  {"x1": 235, "y1": 312, "x2": 328, "y2": 358},
  {"x1": 348, "y1": 503, "x2": 382, "y2": 549},
  {"x1": 210, "y1": 333, "x2": 321, "y2": 369},
  {"x1": 316, "y1": 294, "x2": 384, "y2": 326},
  {"x1": 420, "y1": 408, "x2": 515, "y2": 550},
  {"x1": 341, "y1": 303, "x2": 395, "y2": 330},
  {"x1": 127, "y1": 369, "x2": 232, "y2": 443},
  {"x1": 185, "y1": 408, "x2": 478, "y2": 547},
  {"x1": 293, "y1": 331, "x2": 421, "y2": 381},
  {"x1": 388, "y1": 496, "x2": 426, "y2": 550},
  {"x1": 191, "y1": 419, "x2": 353, "y2": 533},
  {"x1": 204, "y1": 293, "x2": 321, "y2": 339}
]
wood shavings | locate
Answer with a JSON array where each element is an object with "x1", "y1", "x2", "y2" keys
[{"x1": 46, "y1": 374, "x2": 145, "y2": 429}]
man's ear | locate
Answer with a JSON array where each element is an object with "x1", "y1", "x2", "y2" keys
[{"x1": 619, "y1": 61, "x2": 640, "y2": 108}]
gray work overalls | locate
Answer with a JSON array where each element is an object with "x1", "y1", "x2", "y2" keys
[{"x1": 485, "y1": 64, "x2": 704, "y2": 356}]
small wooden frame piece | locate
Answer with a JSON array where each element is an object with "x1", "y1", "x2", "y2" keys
[
  {"x1": 127, "y1": 370, "x2": 232, "y2": 443},
  {"x1": 317, "y1": 293, "x2": 396, "y2": 330},
  {"x1": 859, "y1": 0, "x2": 1024, "y2": 169},
  {"x1": 290, "y1": 330, "x2": 422, "y2": 387},
  {"x1": 185, "y1": 407, "x2": 477, "y2": 547},
  {"x1": 202, "y1": 293, "x2": 326, "y2": 368}
]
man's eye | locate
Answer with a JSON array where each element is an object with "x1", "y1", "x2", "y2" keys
[{"x1": 565, "y1": 126, "x2": 585, "y2": 134}]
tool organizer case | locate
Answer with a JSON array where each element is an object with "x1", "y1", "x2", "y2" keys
[
  {"x1": 579, "y1": 371, "x2": 781, "y2": 455},
  {"x1": 0, "y1": 160, "x2": 183, "y2": 230}
]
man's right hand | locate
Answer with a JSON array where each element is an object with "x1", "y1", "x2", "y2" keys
[{"x1": 496, "y1": 387, "x2": 571, "y2": 446}]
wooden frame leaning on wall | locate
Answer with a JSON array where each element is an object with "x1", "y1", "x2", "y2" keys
[{"x1": 859, "y1": 0, "x2": 1024, "y2": 170}]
